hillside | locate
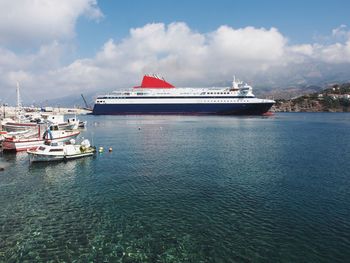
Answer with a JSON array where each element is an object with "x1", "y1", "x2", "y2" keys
[{"x1": 274, "y1": 83, "x2": 350, "y2": 112}]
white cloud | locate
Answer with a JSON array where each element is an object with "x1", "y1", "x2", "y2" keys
[
  {"x1": 88, "y1": 23, "x2": 289, "y2": 86},
  {"x1": 313, "y1": 41, "x2": 350, "y2": 64},
  {"x1": 88, "y1": 23, "x2": 350, "y2": 87},
  {"x1": 332, "y1": 24, "x2": 350, "y2": 40},
  {"x1": 0, "y1": 0, "x2": 102, "y2": 46},
  {"x1": 209, "y1": 26, "x2": 286, "y2": 61},
  {"x1": 1, "y1": 20, "x2": 350, "y2": 103},
  {"x1": 289, "y1": 44, "x2": 314, "y2": 56}
]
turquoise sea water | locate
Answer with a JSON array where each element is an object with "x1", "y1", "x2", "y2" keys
[{"x1": 1, "y1": 113, "x2": 350, "y2": 262}]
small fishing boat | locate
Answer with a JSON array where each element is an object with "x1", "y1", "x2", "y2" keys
[
  {"x1": 66, "y1": 117, "x2": 79, "y2": 130},
  {"x1": 1, "y1": 82, "x2": 39, "y2": 132},
  {"x1": 42, "y1": 114, "x2": 77, "y2": 130},
  {"x1": 27, "y1": 139, "x2": 96, "y2": 162},
  {"x1": 40, "y1": 114, "x2": 86, "y2": 130},
  {"x1": 66, "y1": 116, "x2": 87, "y2": 129},
  {"x1": 2, "y1": 125, "x2": 80, "y2": 152},
  {"x1": 1, "y1": 120, "x2": 37, "y2": 132}
]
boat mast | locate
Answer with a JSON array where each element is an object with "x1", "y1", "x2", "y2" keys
[
  {"x1": 16, "y1": 81, "x2": 23, "y2": 122},
  {"x1": 16, "y1": 82, "x2": 22, "y2": 109}
]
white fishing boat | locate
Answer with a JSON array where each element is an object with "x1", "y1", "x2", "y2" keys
[
  {"x1": 1, "y1": 83, "x2": 46, "y2": 132},
  {"x1": 66, "y1": 115, "x2": 87, "y2": 129},
  {"x1": 2, "y1": 125, "x2": 80, "y2": 152},
  {"x1": 1, "y1": 119, "x2": 37, "y2": 132},
  {"x1": 41, "y1": 114, "x2": 74, "y2": 130},
  {"x1": 42, "y1": 114, "x2": 83, "y2": 130},
  {"x1": 66, "y1": 117, "x2": 80, "y2": 130},
  {"x1": 27, "y1": 139, "x2": 95, "y2": 162},
  {"x1": 1, "y1": 83, "x2": 38, "y2": 131}
]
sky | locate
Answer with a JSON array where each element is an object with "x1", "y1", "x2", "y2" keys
[{"x1": 1, "y1": 0, "x2": 350, "y2": 104}]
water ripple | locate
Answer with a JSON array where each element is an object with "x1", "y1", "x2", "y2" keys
[{"x1": 0, "y1": 113, "x2": 350, "y2": 262}]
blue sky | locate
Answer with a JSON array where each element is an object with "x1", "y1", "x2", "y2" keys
[
  {"x1": 1, "y1": 0, "x2": 350, "y2": 103},
  {"x1": 75, "y1": 0, "x2": 350, "y2": 57}
]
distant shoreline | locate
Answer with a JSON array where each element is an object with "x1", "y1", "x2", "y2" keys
[{"x1": 0, "y1": 106, "x2": 91, "y2": 118}]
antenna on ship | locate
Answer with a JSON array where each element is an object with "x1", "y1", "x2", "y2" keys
[{"x1": 232, "y1": 75, "x2": 238, "y2": 90}]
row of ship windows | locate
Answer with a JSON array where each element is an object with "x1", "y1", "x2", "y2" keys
[
  {"x1": 206, "y1": 92, "x2": 231, "y2": 95},
  {"x1": 96, "y1": 100, "x2": 250, "y2": 103},
  {"x1": 97, "y1": 94, "x2": 242, "y2": 99},
  {"x1": 204, "y1": 100, "x2": 250, "y2": 103},
  {"x1": 96, "y1": 96, "x2": 253, "y2": 102},
  {"x1": 103, "y1": 92, "x2": 233, "y2": 97}
]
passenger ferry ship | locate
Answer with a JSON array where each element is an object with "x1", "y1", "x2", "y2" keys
[{"x1": 92, "y1": 75, "x2": 275, "y2": 115}]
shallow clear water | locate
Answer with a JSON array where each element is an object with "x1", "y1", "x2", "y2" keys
[{"x1": 1, "y1": 113, "x2": 350, "y2": 262}]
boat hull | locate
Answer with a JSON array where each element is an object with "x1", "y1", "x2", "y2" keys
[
  {"x1": 2, "y1": 122, "x2": 37, "y2": 132},
  {"x1": 2, "y1": 139, "x2": 45, "y2": 152},
  {"x1": 2, "y1": 131, "x2": 80, "y2": 152},
  {"x1": 92, "y1": 102, "x2": 274, "y2": 115},
  {"x1": 28, "y1": 149, "x2": 95, "y2": 162},
  {"x1": 28, "y1": 153, "x2": 65, "y2": 162}
]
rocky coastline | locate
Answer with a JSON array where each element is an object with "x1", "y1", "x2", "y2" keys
[{"x1": 272, "y1": 83, "x2": 350, "y2": 112}]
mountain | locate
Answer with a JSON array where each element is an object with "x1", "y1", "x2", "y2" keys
[
  {"x1": 36, "y1": 74, "x2": 350, "y2": 108},
  {"x1": 39, "y1": 92, "x2": 97, "y2": 109}
]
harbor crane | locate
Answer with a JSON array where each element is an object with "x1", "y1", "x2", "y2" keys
[{"x1": 81, "y1": 94, "x2": 92, "y2": 111}]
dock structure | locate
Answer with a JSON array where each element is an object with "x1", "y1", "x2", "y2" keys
[{"x1": 0, "y1": 107, "x2": 91, "y2": 120}]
